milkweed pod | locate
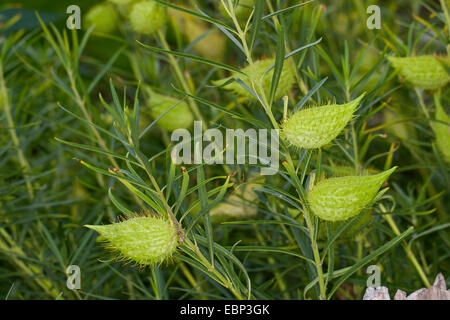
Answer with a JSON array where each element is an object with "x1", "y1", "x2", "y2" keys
[
  {"x1": 85, "y1": 3, "x2": 119, "y2": 34},
  {"x1": 148, "y1": 91, "x2": 193, "y2": 131},
  {"x1": 209, "y1": 182, "x2": 260, "y2": 223},
  {"x1": 213, "y1": 58, "x2": 295, "y2": 101},
  {"x1": 108, "y1": 0, "x2": 138, "y2": 14},
  {"x1": 129, "y1": 0, "x2": 167, "y2": 35},
  {"x1": 108, "y1": 0, "x2": 135, "y2": 6},
  {"x1": 185, "y1": 20, "x2": 226, "y2": 61},
  {"x1": 168, "y1": 7, "x2": 226, "y2": 61},
  {"x1": 307, "y1": 167, "x2": 397, "y2": 221},
  {"x1": 383, "y1": 109, "x2": 411, "y2": 139},
  {"x1": 219, "y1": 0, "x2": 254, "y2": 22},
  {"x1": 86, "y1": 216, "x2": 179, "y2": 266},
  {"x1": 282, "y1": 94, "x2": 365, "y2": 149},
  {"x1": 388, "y1": 55, "x2": 450, "y2": 90},
  {"x1": 433, "y1": 101, "x2": 450, "y2": 162}
]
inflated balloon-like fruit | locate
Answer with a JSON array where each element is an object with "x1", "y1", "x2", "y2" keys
[
  {"x1": 282, "y1": 94, "x2": 365, "y2": 149},
  {"x1": 209, "y1": 183, "x2": 260, "y2": 223},
  {"x1": 383, "y1": 109, "x2": 410, "y2": 139},
  {"x1": 108, "y1": 0, "x2": 137, "y2": 14},
  {"x1": 85, "y1": 3, "x2": 119, "y2": 34},
  {"x1": 108, "y1": 0, "x2": 135, "y2": 6},
  {"x1": 148, "y1": 91, "x2": 193, "y2": 131},
  {"x1": 388, "y1": 55, "x2": 450, "y2": 90},
  {"x1": 129, "y1": 0, "x2": 167, "y2": 35},
  {"x1": 433, "y1": 99, "x2": 450, "y2": 162},
  {"x1": 185, "y1": 20, "x2": 226, "y2": 61},
  {"x1": 307, "y1": 167, "x2": 397, "y2": 221},
  {"x1": 189, "y1": 181, "x2": 260, "y2": 224},
  {"x1": 213, "y1": 58, "x2": 295, "y2": 101},
  {"x1": 219, "y1": 0, "x2": 254, "y2": 22},
  {"x1": 86, "y1": 215, "x2": 179, "y2": 266},
  {"x1": 169, "y1": 7, "x2": 226, "y2": 61}
]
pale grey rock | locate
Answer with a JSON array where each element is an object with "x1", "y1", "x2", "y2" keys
[
  {"x1": 363, "y1": 273, "x2": 450, "y2": 300},
  {"x1": 394, "y1": 289, "x2": 407, "y2": 300},
  {"x1": 363, "y1": 286, "x2": 390, "y2": 300}
]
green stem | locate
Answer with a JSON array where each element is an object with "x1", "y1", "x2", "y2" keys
[
  {"x1": 283, "y1": 157, "x2": 327, "y2": 299},
  {"x1": 225, "y1": 0, "x2": 327, "y2": 299},
  {"x1": 157, "y1": 30, "x2": 206, "y2": 127},
  {"x1": 184, "y1": 238, "x2": 244, "y2": 300},
  {"x1": 254, "y1": 226, "x2": 290, "y2": 299},
  {"x1": 0, "y1": 64, "x2": 34, "y2": 199},
  {"x1": 0, "y1": 229, "x2": 60, "y2": 298},
  {"x1": 379, "y1": 204, "x2": 431, "y2": 287},
  {"x1": 440, "y1": 0, "x2": 450, "y2": 41},
  {"x1": 414, "y1": 87, "x2": 430, "y2": 119}
]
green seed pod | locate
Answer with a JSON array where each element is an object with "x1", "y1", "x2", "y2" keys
[
  {"x1": 129, "y1": 0, "x2": 167, "y2": 35},
  {"x1": 388, "y1": 55, "x2": 450, "y2": 90},
  {"x1": 86, "y1": 216, "x2": 179, "y2": 266},
  {"x1": 433, "y1": 100, "x2": 450, "y2": 162},
  {"x1": 189, "y1": 181, "x2": 260, "y2": 224},
  {"x1": 282, "y1": 94, "x2": 365, "y2": 149},
  {"x1": 219, "y1": 0, "x2": 254, "y2": 22},
  {"x1": 169, "y1": 7, "x2": 226, "y2": 61},
  {"x1": 108, "y1": 0, "x2": 135, "y2": 6},
  {"x1": 209, "y1": 182, "x2": 260, "y2": 223},
  {"x1": 307, "y1": 167, "x2": 397, "y2": 221},
  {"x1": 213, "y1": 58, "x2": 295, "y2": 101},
  {"x1": 85, "y1": 3, "x2": 119, "y2": 34},
  {"x1": 108, "y1": 0, "x2": 137, "y2": 14},
  {"x1": 148, "y1": 91, "x2": 193, "y2": 131}
]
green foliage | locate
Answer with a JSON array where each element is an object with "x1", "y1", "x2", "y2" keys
[{"x1": 0, "y1": 0, "x2": 448, "y2": 301}]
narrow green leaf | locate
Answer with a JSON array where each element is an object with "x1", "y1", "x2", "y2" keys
[
  {"x1": 138, "y1": 41, "x2": 244, "y2": 74},
  {"x1": 108, "y1": 188, "x2": 134, "y2": 216},
  {"x1": 328, "y1": 226, "x2": 414, "y2": 299}
]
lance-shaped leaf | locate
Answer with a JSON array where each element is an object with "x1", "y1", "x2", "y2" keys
[
  {"x1": 388, "y1": 55, "x2": 450, "y2": 90},
  {"x1": 86, "y1": 216, "x2": 179, "y2": 266},
  {"x1": 282, "y1": 94, "x2": 365, "y2": 149},
  {"x1": 307, "y1": 167, "x2": 397, "y2": 221}
]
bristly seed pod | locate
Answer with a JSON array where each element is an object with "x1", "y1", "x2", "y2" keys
[
  {"x1": 388, "y1": 55, "x2": 450, "y2": 90},
  {"x1": 108, "y1": 0, "x2": 135, "y2": 6},
  {"x1": 148, "y1": 91, "x2": 193, "y2": 131},
  {"x1": 307, "y1": 167, "x2": 397, "y2": 221},
  {"x1": 213, "y1": 58, "x2": 295, "y2": 101},
  {"x1": 85, "y1": 3, "x2": 119, "y2": 34},
  {"x1": 282, "y1": 94, "x2": 365, "y2": 149},
  {"x1": 86, "y1": 215, "x2": 179, "y2": 266},
  {"x1": 129, "y1": 0, "x2": 167, "y2": 35}
]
